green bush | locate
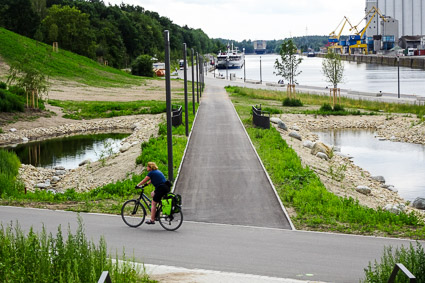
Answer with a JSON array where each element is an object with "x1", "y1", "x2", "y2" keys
[
  {"x1": 283, "y1": 97, "x2": 303, "y2": 107},
  {"x1": 320, "y1": 103, "x2": 333, "y2": 112},
  {"x1": 0, "y1": 81, "x2": 6, "y2": 89},
  {"x1": 0, "y1": 218, "x2": 154, "y2": 282},
  {"x1": 362, "y1": 242, "x2": 425, "y2": 283},
  {"x1": 0, "y1": 149, "x2": 23, "y2": 197},
  {"x1": 8, "y1": 85, "x2": 26, "y2": 97},
  {"x1": 131, "y1": 55, "x2": 154, "y2": 77},
  {"x1": 0, "y1": 89, "x2": 25, "y2": 112},
  {"x1": 333, "y1": 104, "x2": 345, "y2": 112}
]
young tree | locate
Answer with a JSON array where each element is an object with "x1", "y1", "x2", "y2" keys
[
  {"x1": 7, "y1": 56, "x2": 49, "y2": 109},
  {"x1": 322, "y1": 52, "x2": 344, "y2": 106},
  {"x1": 274, "y1": 39, "x2": 303, "y2": 98}
]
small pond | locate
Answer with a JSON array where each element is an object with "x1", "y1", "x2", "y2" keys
[
  {"x1": 3, "y1": 133, "x2": 131, "y2": 170},
  {"x1": 315, "y1": 129, "x2": 425, "y2": 202}
]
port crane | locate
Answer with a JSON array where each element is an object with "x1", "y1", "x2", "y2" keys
[
  {"x1": 328, "y1": 16, "x2": 358, "y2": 53},
  {"x1": 348, "y1": 6, "x2": 387, "y2": 55}
]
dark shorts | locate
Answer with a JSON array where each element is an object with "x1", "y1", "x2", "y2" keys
[{"x1": 153, "y1": 183, "x2": 170, "y2": 202}]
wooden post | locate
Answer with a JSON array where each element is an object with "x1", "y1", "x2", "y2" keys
[{"x1": 52, "y1": 42, "x2": 58, "y2": 52}]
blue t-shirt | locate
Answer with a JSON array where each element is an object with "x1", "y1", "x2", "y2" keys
[{"x1": 147, "y1": 169, "x2": 166, "y2": 188}]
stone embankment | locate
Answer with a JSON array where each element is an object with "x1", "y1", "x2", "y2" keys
[
  {"x1": 272, "y1": 114, "x2": 425, "y2": 218},
  {"x1": 1, "y1": 114, "x2": 164, "y2": 192}
]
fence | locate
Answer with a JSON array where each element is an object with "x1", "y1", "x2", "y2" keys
[{"x1": 388, "y1": 263, "x2": 416, "y2": 283}]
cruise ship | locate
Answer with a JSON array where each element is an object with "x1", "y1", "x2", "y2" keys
[{"x1": 216, "y1": 44, "x2": 245, "y2": 69}]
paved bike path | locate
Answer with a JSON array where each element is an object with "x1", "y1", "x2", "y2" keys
[{"x1": 174, "y1": 85, "x2": 292, "y2": 229}]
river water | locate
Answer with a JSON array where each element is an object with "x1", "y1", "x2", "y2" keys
[
  {"x1": 315, "y1": 129, "x2": 425, "y2": 202},
  {"x1": 216, "y1": 54, "x2": 425, "y2": 97}
]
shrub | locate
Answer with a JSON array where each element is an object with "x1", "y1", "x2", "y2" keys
[
  {"x1": 0, "y1": 149, "x2": 23, "y2": 197},
  {"x1": 320, "y1": 103, "x2": 333, "y2": 112},
  {"x1": 362, "y1": 242, "x2": 425, "y2": 283},
  {"x1": 333, "y1": 104, "x2": 345, "y2": 112},
  {"x1": 0, "y1": 81, "x2": 6, "y2": 89},
  {"x1": 283, "y1": 97, "x2": 303, "y2": 107},
  {"x1": 0, "y1": 89, "x2": 25, "y2": 112},
  {"x1": 131, "y1": 55, "x2": 154, "y2": 77},
  {"x1": 8, "y1": 85, "x2": 26, "y2": 97}
]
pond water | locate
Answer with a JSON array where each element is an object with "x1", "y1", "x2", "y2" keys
[
  {"x1": 3, "y1": 133, "x2": 130, "y2": 170},
  {"x1": 315, "y1": 129, "x2": 425, "y2": 202}
]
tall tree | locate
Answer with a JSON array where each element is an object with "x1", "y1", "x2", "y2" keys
[{"x1": 41, "y1": 5, "x2": 95, "y2": 58}]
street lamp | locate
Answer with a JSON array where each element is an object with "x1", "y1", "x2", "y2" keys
[
  {"x1": 226, "y1": 54, "x2": 229, "y2": 80},
  {"x1": 243, "y1": 48, "x2": 246, "y2": 82},
  {"x1": 397, "y1": 55, "x2": 400, "y2": 99},
  {"x1": 260, "y1": 56, "x2": 262, "y2": 84}
]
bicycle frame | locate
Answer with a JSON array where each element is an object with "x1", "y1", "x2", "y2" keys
[{"x1": 136, "y1": 187, "x2": 153, "y2": 209}]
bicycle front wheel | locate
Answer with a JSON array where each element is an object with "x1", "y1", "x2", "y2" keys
[
  {"x1": 121, "y1": 199, "x2": 146, "y2": 227},
  {"x1": 158, "y1": 206, "x2": 183, "y2": 231}
]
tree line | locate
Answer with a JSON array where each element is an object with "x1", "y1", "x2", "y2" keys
[{"x1": 0, "y1": 0, "x2": 227, "y2": 68}]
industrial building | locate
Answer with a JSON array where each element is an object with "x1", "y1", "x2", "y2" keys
[{"x1": 366, "y1": 0, "x2": 425, "y2": 39}]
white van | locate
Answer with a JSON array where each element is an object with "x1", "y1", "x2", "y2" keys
[{"x1": 407, "y1": 48, "x2": 416, "y2": 56}]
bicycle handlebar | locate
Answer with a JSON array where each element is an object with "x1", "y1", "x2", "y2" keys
[{"x1": 135, "y1": 184, "x2": 148, "y2": 189}]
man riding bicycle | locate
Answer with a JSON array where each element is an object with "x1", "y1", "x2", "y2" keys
[{"x1": 137, "y1": 162, "x2": 170, "y2": 225}]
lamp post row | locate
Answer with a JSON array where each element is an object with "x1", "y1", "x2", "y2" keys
[{"x1": 164, "y1": 30, "x2": 204, "y2": 181}]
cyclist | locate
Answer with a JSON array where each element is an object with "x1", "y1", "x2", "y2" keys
[{"x1": 137, "y1": 162, "x2": 170, "y2": 225}]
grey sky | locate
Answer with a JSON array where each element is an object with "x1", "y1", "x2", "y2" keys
[{"x1": 106, "y1": 0, "x2": 365, "y2": 41}]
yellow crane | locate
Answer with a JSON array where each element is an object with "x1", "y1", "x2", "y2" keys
[
  {"x1": 328, "y1": 16, "x2": 357, "y2": 53},
  {"x1": 348, "y1": 6, "x2": 387, "y2": 55}
]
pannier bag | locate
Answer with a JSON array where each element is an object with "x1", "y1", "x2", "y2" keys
[
  {"x1": 161, "y1": 198, "x2": 173, "y2": 215},
  {"x1": 163, "y1": 193, "x2": 182, "y2": 213}
]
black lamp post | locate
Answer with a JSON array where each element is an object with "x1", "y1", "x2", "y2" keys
[
  {"x1": 226, "y1": 54, "x2": 229, "y2": 80},
  {"x1": 397, "y1": 55, "x2": 400, "y2": 99},
  {"x1": 260, "y1": 56, "x2": 262, "y2": 84},
  {"x1": 243, "y1": 48, "x2": 246, "y2": 82}
]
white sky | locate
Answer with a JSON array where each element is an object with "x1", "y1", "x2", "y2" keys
[{"x1": 106, "y1": 0, "x2": 366, "y2": 41}]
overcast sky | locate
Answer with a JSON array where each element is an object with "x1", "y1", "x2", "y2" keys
[{"x1": 106, "y1": 0, "x2": 366, "y2": 41}]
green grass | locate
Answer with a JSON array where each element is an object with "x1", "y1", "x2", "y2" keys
[
  {"x1": 226, "y1": 86, "x2": 425, "y2": 118},
  {"x1": 1, "y1": 103, "x2": 199, "y2": 214},
  {"x1": 230, "y1": 90, "x2": 425, "y2": 239},
  {"x1": 0, "y1": 150, "x2": 23, "y2": 197},
  {"x1": 0, "y1": 217, "x2": 155, "y2": 282},
  {"x1": 0, "y1": 27, "x2": 146, "y2": 87},
  {"x1": 362, "y1": 242, "x2": 425, "y2": 283}
]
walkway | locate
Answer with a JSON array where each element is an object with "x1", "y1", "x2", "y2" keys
[{"x1": 174, "y1": 84, "x2": 292, "y2": 229}]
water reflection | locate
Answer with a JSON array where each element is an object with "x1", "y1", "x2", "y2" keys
[
  {"x1": 315, "y1": 129, "x2": 425, "y2": 201},
  {"x1": 4, "y1": 133, "x2": 130, "y2": 169}
]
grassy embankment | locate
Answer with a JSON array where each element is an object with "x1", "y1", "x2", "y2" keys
[
  {"x1": 0, "y1": 26, "x2": 200, "y2": 213},
  {"x1": 0, "y1": 101, "x2": 198, "y2": 213},
  {"x1": 0, "y1": 27, "x2": 144, "y2": 87},
  {"x1": 227, "y1": 86, "x2": 425, "y2": 239}
]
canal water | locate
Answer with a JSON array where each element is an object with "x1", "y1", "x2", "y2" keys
[
  {"x1": 216, "y1": 54, "x2": 425, "y2": 97},
  {"x1": 315, "y1": 129, "x2": 425, "y2": 202},
  {"x1": 4, "y1": 133, "x2": 130, "y2": 170}
]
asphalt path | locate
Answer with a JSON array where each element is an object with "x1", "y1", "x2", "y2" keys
[
  {"x1": 174, "y1": 84, "x2": 292, "y2": 229},
  {"x1": 0, "y1": 206, "x2": 420, "y2": 282}
]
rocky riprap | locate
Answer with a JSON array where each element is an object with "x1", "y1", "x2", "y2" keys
[
  {"x1": 3, "y1": 114, "x2": 164, "y2": 192},
  {"x1": 271, "y1": 114, "x2": 425, "y2": 219}
]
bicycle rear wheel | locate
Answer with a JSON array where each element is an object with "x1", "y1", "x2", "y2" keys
[
  {"x1": 121, "y1": 199, "x2": 146, "y2": 227},
  {"x1": 158, "y1": 206, "x2": 183, "y2": 231}
]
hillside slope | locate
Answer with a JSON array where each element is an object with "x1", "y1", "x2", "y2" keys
[{"x1": 0, "y1": 27, "x2": 144, "y2": 87}]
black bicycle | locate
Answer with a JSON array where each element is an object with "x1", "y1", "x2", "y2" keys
[{"x1": 121, "y1": 184, "x2": 183, "y2": 231}]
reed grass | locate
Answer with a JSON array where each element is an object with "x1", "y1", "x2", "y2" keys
[{"x1": 0, "y1": 217, "x2": 155, "y2": 282}]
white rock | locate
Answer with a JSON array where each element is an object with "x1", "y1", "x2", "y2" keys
[
  {"x1": 54, "y1": 166, "x2": 65, "y2": 170},
  {"x1": 22, "y1": 137, "x2": 29, "y2": 142},
  {"x1": 270, "y1": 117, "x2": 282, "y2": 124},
  {"x1": 119, "y1": 142, "x2": 131, "y2": 153},
  {"x1": 9, "y1": 128, "x2": 17, "y2": 132},
  {"x1": 302, "y1": 140, "x2": 314, "y2": 149},
  {"x1": 355, "y1": 186, "x2": 371, "y2": 195},
  {"x1": 36, "y1": 183, "x2": 49, "y2": 189},
  {"x1": 79, "y1": 159, "x2": 92, "y2": 166},
  {"x1": 289, "y1": 131, "x2": 302, "y2": 141},
  {"x1": 316, "y1": 152, "x2": 329, "y2": 160},
  {"x1": 384, "y1": 204, "x2": 405, "y2": 214},
  {"x1": 372, "y1": 176, "x2": 386, "y2": 183}
]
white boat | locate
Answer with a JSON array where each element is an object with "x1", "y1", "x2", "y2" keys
[{"x1": 216, "y1": 44, "x2": 245, "y2": 69}]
